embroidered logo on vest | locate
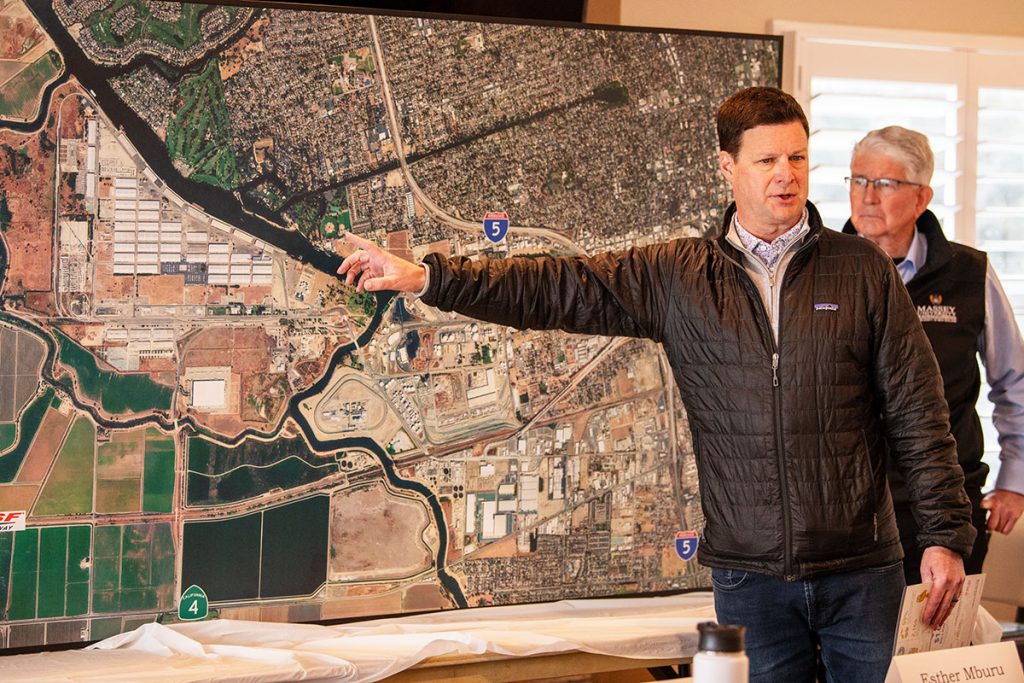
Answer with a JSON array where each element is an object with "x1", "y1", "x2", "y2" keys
[
  {"x1": 814, "y1": 303, "x2": 839, "y2": 311},
  {"x1": 918, "y1": 294, "x2": 957, "y2": 323}
]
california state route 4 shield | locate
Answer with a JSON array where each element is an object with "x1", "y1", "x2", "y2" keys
[
  {"x1": 482, "y1": 211, "x2": 509, "y2": 243},
  {"x1": 178, "y1": 584, "x2": 209, "y2": 621},
  {"x1": 675, "y1": 530, "x2": 699, "y2": 561}
]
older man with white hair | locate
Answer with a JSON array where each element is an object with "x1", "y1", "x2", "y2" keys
[{"x1": 844, "y1": 125, "x2": 1024, "y2": 584}]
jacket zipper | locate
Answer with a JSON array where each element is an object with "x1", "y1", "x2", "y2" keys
[
  {"x1": 771, "y1": 349, "x2": 790, "y2": 578},
  {"x1": 766, "y1": 266, "x2": 791, "y2": 578},
  {"x1": 714, "y1": 231, "x2": 819, "y2": 581}
]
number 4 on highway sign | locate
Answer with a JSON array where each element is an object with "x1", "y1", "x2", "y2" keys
[{"x1": 178, "y1": 584, "x2": 209, "y2": 621}]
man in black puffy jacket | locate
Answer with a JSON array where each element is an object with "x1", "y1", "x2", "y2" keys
[{"x1": 337, "y1": 87, "x2": 974, "y2": 682}]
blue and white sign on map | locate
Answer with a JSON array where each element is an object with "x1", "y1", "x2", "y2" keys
[
  {"x1": 675, "y1": 530, "x2": 699, "y2": 561},
  {"x1": 483, "y1": 211, "x2": 510, "y2": 243}
]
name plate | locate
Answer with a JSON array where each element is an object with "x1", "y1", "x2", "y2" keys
[{"x1": 885, "y1": 641, "x2": 1024, "y2": 683}]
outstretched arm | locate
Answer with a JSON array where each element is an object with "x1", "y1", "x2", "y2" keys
[{"x1": 337, "y1": 231, "x2": 680, "y2": 341}]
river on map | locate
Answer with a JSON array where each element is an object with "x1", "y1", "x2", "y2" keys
[
  {"x1": 25, "y1": 3, "x2": 468, "y2": 609},
  {"x1": 28, "y1": 2, "x2": 339, "y2": 274}
]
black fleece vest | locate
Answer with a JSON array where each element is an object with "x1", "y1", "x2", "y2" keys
[{"x1": 907, "y1": 241, "x2": 988, "y2": 492}]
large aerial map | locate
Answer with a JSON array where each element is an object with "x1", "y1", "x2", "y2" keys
[{"x1": 0, "y1": 0, "x2": 779, "y2": 648}]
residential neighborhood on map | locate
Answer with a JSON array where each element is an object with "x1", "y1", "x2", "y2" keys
[{"x1": 0, "y1": 0, "x2": 779, "y2": 648}]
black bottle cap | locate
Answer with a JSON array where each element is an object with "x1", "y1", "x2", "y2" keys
[{"x1": 697, "y1": 621, "x2": 746, "y2": 653}]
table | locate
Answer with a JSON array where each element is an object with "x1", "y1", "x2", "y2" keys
[
  {"x1": 0, "y1": 592, "x2": 715, "y2": 682},
  {"x1": 387, "y1": 650, "x2": 691, "y2": 682}
]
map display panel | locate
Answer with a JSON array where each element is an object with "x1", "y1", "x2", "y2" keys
[{"x1": 0, "y1": 0, "x2": 780, "y2": 648}]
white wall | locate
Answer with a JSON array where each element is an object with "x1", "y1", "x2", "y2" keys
[{"x1": 586, "y1": 0, "x2": 1024, "y2": 37}]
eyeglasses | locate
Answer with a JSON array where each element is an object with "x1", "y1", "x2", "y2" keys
[{"x1": 845, "y1": 176, "x2": 922, "y2": 195}]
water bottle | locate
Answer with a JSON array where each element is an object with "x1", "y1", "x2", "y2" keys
[{"x1": 693, "y1": 621, "x2": 748, "y2": 683}]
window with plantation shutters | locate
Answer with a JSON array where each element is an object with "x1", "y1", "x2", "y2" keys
[
  {"x1": 976, "y1": 85, "x2": 1024, "y2": 320},
  {"x1": 973, "y1": 75, "x2": 1024, "y2": 484}
]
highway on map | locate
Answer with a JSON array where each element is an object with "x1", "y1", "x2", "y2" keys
[{"x1": 368, "y1": 16, "x2": 586, "y2": 257}]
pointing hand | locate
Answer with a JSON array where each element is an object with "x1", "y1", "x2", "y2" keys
[{"x1": 336, "y1": 232, "x2": 426, "y2": 293}]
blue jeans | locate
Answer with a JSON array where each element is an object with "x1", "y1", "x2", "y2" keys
[{"x1": 711, "y1": 561, "x2": 904, "y2": 683}]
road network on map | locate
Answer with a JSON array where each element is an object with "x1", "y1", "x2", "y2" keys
[{"x1": 0, "y1": 0, "x2": 778, "y2": 649}]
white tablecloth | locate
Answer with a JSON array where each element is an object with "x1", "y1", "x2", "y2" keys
[{"x1": 0, "y1": 592, "x2": 716, "y2": 682}]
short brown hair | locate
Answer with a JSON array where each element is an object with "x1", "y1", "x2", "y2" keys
[{"x1": 717, "y1": 87, "x2": 809, "y2": 156}]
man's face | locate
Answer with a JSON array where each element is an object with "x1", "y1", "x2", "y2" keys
[
  {"x1": 849, "y1": 151, "x2": 933, "y2": 248},
  {"x1": 719, "y1": 121, "x2": 809, "y2": 239}
]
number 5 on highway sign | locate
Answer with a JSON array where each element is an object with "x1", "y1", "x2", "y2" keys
[
  {"x1": 178, "y1": 584, "x2": 209, "y2": 621},
  {"x1": 675, "y1": 530, "x2": 699, "y2": 561},
  {"x1": 483, "y1": 211, "x2": 509, "y2": 243}
]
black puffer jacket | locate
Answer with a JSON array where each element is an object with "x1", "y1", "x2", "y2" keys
[{"x1": 422, "y1": 202, "x2": 975, "y2": 579}]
